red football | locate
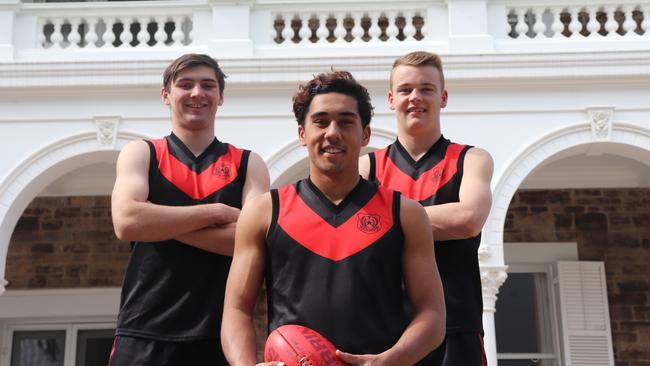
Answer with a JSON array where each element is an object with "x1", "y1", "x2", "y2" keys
[{"x1": 264, "y1": 324, "x2": 346, "y2": 366}]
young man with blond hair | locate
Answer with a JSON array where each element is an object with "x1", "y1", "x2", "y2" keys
[{"x1": 360, "y1": 51, "x2": 494, "y2": 365}]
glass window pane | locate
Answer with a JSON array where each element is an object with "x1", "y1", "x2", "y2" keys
[
  {"x1": 11, "y1": 330, "x2": 65, "y2": 366},
  {"x1": 495, "y1": 272, "x2": 554, "y2": 354},
  {"x1": 76, "y1": 329, "x2": 115, "y2": 366}
]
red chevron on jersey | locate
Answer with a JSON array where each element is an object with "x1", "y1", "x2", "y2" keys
[
  {"x1": 375, "y1": 143, "x2": 464, "y2": 202},
  {"x1": 277, "y1": 184, "x2": 394, "y2": 261},
  {"x1": 151, "y1": 138, "x2": 242, "y2": 200}
]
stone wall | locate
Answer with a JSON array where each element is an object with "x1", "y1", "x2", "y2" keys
[{"x1": 505, "y1": 188, "x2": 650, "y2": 366}]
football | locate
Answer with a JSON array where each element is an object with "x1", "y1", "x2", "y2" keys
[{"x1": 264, "y1": 324, "x2": 346, "y2": 366}]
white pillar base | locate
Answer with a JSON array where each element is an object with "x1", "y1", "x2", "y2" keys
[{"x1": 481, "y1": 266, "x2": 508, "y2": 366}]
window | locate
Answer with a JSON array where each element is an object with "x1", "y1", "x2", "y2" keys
[
  {"x1": 3, "y1": 323, "x2": 114, "y2": 366},
  {"x1": 495, "y1": 264, "x2": 560, "y2": 366}
]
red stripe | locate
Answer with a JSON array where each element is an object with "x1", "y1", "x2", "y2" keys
[
  {"x1": 478, "y1": 332, "x2": 488, "y2": 366},
  {"x1": 278, "y1": 185, "x2": 394, "y2": 261},
  {"x1": 152, "y1": 139, "x2": 242, "y2": 200},
  {"x1": 107, "y1": 337, "x2": 117, "y2": 366},
  {"x1": 374, "y1": 144, "x2": 465, "y2": 201}
]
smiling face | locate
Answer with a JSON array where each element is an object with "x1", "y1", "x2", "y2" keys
[
  {"x1": 161, "y1": 65, "x2": 223, "y2": 132},
  {"x1": 299, "y1": 92, "x2": 370, "y2": 177},
  {"x1": 388, "y1": 65, "x2": 448, "y2": 137}
]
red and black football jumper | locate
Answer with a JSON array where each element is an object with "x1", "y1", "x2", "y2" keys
[
  {"x1": 266, "y1": 178, "x2": 408, "y2": 355},
  {"x1": 369, "y1": 136, "x2": 483, "y2": 334},
  {"x1": 116, "y1": 133, "x2": 249, "y2": 342}
]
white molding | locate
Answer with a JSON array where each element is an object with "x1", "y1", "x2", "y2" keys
[
  {"x1": 484, "y1": 122, "x2": 650, "y2": 266},
  {"x1": 0, "y1": 130, "x2": 150, "y2": 288},
  {"x1": 0, "y1": 288, "x2": 120, "y2": 319}
]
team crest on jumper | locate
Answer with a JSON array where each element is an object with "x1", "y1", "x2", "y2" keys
[
  {"x1": 214, "y1": 164, "x2": 231, "y2": 179},
  {"x1": 431, "y1": 167, "x2": 443, "y2": 182},
  {"x1": 357, "y1": 214, "x2": 381, "y2": 234}
]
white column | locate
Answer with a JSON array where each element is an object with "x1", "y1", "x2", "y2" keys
[
  {"x1": 0, "y1": 0, "x2": 20, "y2": 60},
  {"x1": 0, "y1": 278, "x2": 7, "y2": 296},
  {"x1": 447, "y1": 0, "x2": 494, "y2": 52},
  {"x1": 481, "y1": 266, "x2": 508, "y2": 366},
  {"x1": 208, "y1": 4, "x2": 253, "y2": 57}
]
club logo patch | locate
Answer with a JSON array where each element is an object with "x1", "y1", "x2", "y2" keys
[
  {"x1": 357, "y1": 214, "x2": 381, "y2": 234},
  {"x1": 214, "y1": 164, "x2": 231, "y2": 179},
  {"x1": 431, "y1": 167, "x2": 443, "y2": 182}
]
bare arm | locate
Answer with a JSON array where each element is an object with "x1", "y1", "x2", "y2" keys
[
  {"x1": 175, "y1": 152, "x2": 271, "y2": 255},
  {"x1": 358, "y1": 154, "x2": 371, "y2": 180},
  {"x1": 222, "y1": 193, "x2": 273, "y2": 366},
  {"x1": 337, "y1": 197, "x2": 445, "y2": 365},
  {"x1": 424, "y1": 147, "x2": 493, "y2": 241},
  {"x1": 111, "y1": 140, "x2": 240, "y2": 243}
]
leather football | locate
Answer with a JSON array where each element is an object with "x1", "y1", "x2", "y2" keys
[{"x1": 264, "y1": 324, "x2": 346, "y2": 366}]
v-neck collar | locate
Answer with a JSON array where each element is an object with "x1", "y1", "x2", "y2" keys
[
  {"x1": 393, "y1": 135, "x2": 446, "y2": 168},
  {"x1": 168, "y1": 132, "x2": 219, "y2": 162}
]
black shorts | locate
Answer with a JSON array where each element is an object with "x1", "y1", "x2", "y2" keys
[
  {"x1": 108, "y1": 335, "x2": 228, "y2": 366},
  {"x1": 420, "y1": 332, "x2": 487, "y2": 366}
]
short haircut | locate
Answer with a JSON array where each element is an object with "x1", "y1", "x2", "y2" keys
[
  {"x1": 162, "y1": 53, "x2": 227, "y2": 94},
  {"x1": 292, "y1": 71, "x2": 374, "y2": 128},
  {"x1": 390, "y1": 51, "x2": 445, "y2": 90}
]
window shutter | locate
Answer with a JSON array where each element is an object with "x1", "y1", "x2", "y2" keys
[{"x1": 555, "y1": 261, "x2": 614, "y2": 366}]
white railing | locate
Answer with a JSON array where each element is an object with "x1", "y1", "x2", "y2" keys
[
  {"x1": 37, "y1": 15, "x2": 191, "y2": 49},
  {"x1": 1, "y1": 0, "x2": 650, "y2": 61},
  {"x1": 271, "y1": 10, "x2": 427, "y2": 44},
  {"x1": 506, "y1": 4, "x2": 650, "y2": 39}
]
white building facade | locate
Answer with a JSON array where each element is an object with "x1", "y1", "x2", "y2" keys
[{"x1": 1, "y1": 0, "x2": 649, "y2": 365}]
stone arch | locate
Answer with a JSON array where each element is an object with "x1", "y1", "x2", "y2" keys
[
  {"x1": 265, "y1": 127, "x2": 397, "y2": 186},
  {"x1": 0, "y1": 131, "x2": 150, "y2": 293},
  {"x1": 483, "y1": 122, "x2": 650, "y2": 266}
]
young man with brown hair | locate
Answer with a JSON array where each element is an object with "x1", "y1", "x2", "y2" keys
[
  {"x1": 110, "y1": 53, "x2": 270, "y2": 365},
  {"x1": 360, "y1": 51, "x2": 494, "y2": 365},
  {"x1": 222, "y1": 71, "x2": 445, "y2": 366}
]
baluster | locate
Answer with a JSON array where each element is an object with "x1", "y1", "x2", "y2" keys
[
  {"x1": 604, "y1": 6, "x2": 619, "y2": 37},
  {"x1": 550, "y1": 7, "x2": 564, "y2": 38},
  {"x1": 532, "y1": 8, "x2": 546, "y2": 38},
  {"x1": 315, "y1": 13, "x2": 329, "y2": 43},
  {"x1": 514, "y1": 9, "x2": 529, "y2": 38},
  {"x1": 298, "y1": 13, "x2": 311, "y2": 44},
  {"x1": 568, "y1": 7, "x2": 582, "y2": 38},
  {"x1": 333, "y1": 12, "x2": 346, "y2": 43},
  {"x1": 85, "y1": 17, "x2": 99, "y2": 48},
  {"x1": 586, "y1": 6, "x2": 601, "y2": 37},
  {"x1": 153, "y1": 16, "x2": 167, "y2": 46},
  {"x1": 403, "y1": 11, "x2": 416, "y2": 41},
  {"x1": 367, "y1": 12, "x2": 381, "y2": 42},
  {"x1": 281, "y1": 13, "x2": 295, "y2": 44},
  {"x1": 642, "y1": 8, "x2": 650, "y2": 36},
  {"x1": 120, "y1": 17, "x2": 134, "y2": 47},
  {"x1": 385, "y1": 11, "x2": 398, "y2": 42},
  {"x1": 101, "y1": 17, "x2": 115, "y2": 48},
  {"x1": 171, "y1": 16, "x2": 184, "y2": 46},
  {"x1": 420, "y1": 13, "x2": 428, "y2": 40},
  {"x1": 37, "y1": 18, "x2": 47, "y2": 48},
  {"x1": 622, "y1": 6, "x2": 637, "y2": 36},
  {"x1": 50, "y1": 18, "x2": 64, "y2": 49},
  {"x1": 67, "y1": 17, "x2": 81, "y2": 48},
  {"x1": 351, "y1": 13, "x2": 364, "y2": 43},
  {"x1": 137, "y1": 16, "x2": 151, "y2": 47}
]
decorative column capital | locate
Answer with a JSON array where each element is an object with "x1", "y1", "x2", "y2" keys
[
  {"x1": 0, "y1": 278, "x2": 7, "y2": 296},
  {"x1": 481, "y1": 266, "x2": 508, "y2": 312}
]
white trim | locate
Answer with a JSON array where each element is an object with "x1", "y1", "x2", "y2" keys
[
  {"x1": 483, "y1": 122, "x2": 650, "y2": 266},
  {"x1": 0, "y1": 131, "x2": 150, "y2": 292},
  {"x1": 0, "y1": 288, "x2": 120, "y2": 320},
  {"x1": 505, "y1": 242, "x2": 578, "y2": 263}
]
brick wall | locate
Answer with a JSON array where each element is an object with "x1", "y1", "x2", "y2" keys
[
  {"x1": 505, "y1": 188, "x2": 650, "y2": 366},
  {"x1": 7, "y1": 196, "x2": 130, "y2": 288},
  {"x1": 6, "y1": 195, "x2": 268, "y2": 357}
]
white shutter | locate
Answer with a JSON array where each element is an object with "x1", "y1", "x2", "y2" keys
[{"x1": 555, "y1": 261, "x2": 614, "y2": 366}]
